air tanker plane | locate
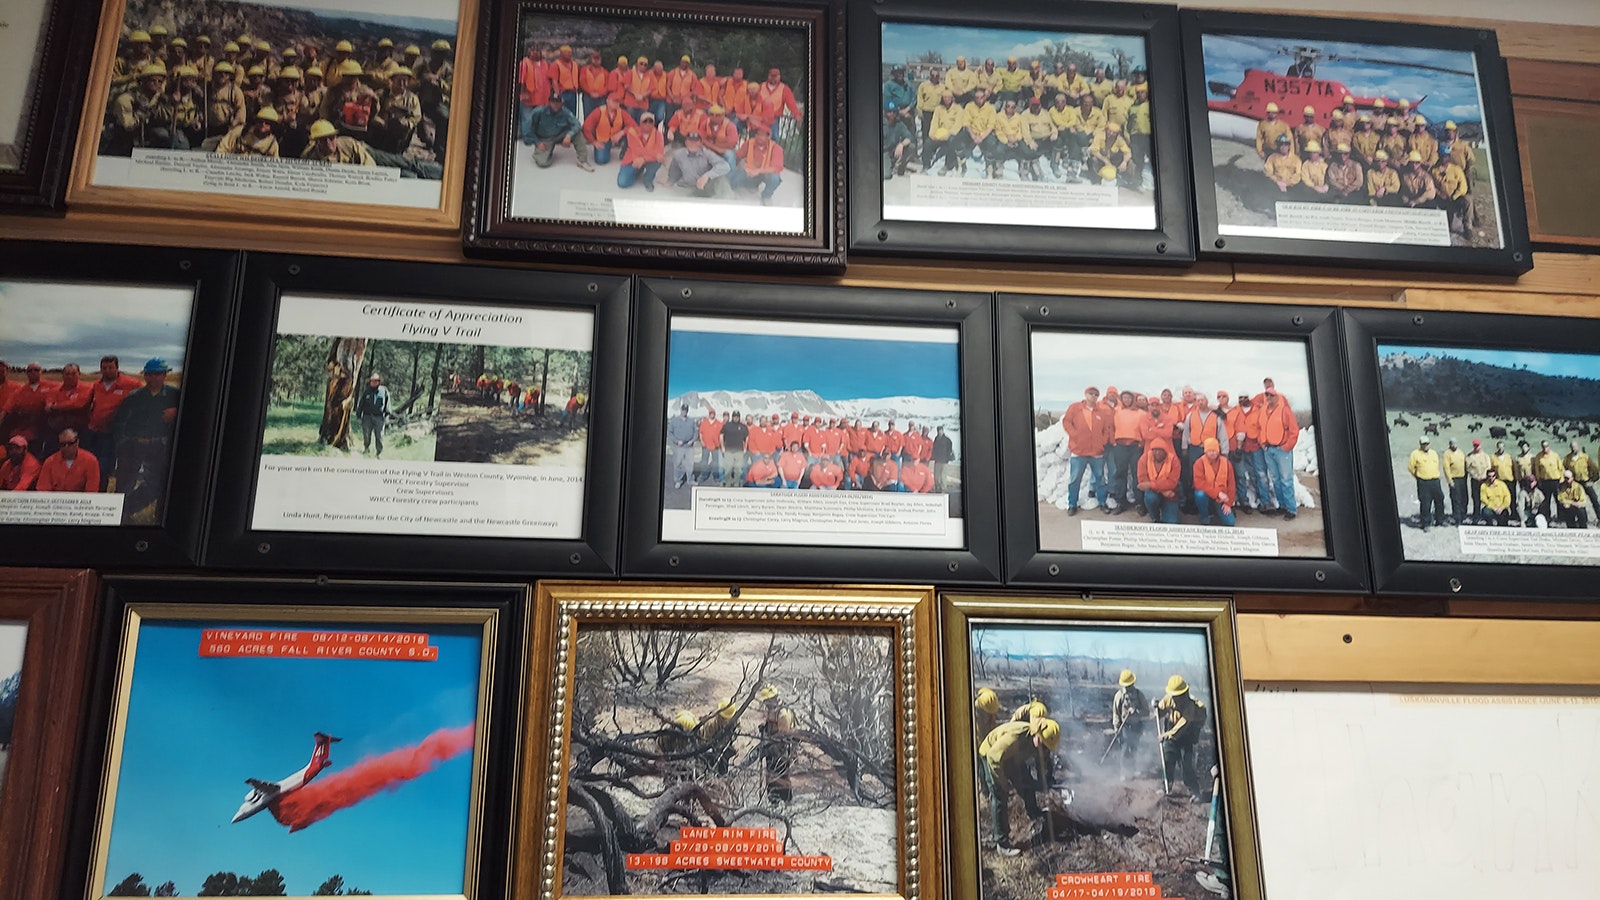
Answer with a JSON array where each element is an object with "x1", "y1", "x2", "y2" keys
[{"x1": 231, "y1": 732, "x2": 341, "y2": 825}]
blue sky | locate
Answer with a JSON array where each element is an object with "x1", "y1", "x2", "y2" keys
[
  {"x1": 1201, "y1": 34, "x2": 1484, "y2": 124},
  {"x1": 102, "y1": 620, "x2": 483, "y2": 896},
  {"x1": 1380, "y1": 344, "x2": 1600, "y2": 381},
  {"x1": 973, "y1": 623, "x2": 1212, "y2": 678},
  {"x1": 666, "y1": 328, "x2": 959, "y2": 401},
  {"x1": 0, "y1": 282, "x2": 191, "y2": 373},
  {"x1": 883, "y1": 23, "x2": 1146, "y2": 72}
]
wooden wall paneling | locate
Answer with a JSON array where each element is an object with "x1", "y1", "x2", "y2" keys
[{"x1": 1507, "y1": 58, "x2": 1600, "y2": 103}]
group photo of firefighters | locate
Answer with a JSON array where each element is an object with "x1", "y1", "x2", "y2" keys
[
  {"x1": 1378, "y1": 345, "x2": 1600, "y2": 564},
  {"x1": 969, "y1": 623, "x2": 1231, "y2": 900},
  {"x1": 879, "y1": 24, "x2": 1153, "y2": 189},
  {"x1": 1202, "y1": 35, "x2": 1500, "y2": 247},
  {"x1": 99, "y1": 5, "x2": 454, "y2": 177},
  {"x1": 511, "y1": 14, "x2": 807, "y2": 214}
]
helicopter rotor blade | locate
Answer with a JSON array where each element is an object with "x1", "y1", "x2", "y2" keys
[
  {"x1": 1207, "y1": 80, "x2": 1238, "y2": 98},
  {"x1": 1209, "y1": 34, "x2": 1292, "y2": 57},
  {"x1": 1323, "y1": 53, "x2": 1474, "y2": 77}
]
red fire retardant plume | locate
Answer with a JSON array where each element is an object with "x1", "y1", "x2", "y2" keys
[{"x1": 273, "y1": 724, "x2": 475, "y2": 832}]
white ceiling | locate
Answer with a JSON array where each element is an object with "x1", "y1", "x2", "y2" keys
[{"x1": 1127, "y1": 0, "x2": 1600, "y2": 27}]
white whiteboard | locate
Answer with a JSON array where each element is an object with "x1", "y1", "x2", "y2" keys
[{"x1": 1244, "y1": 683, "x2": 1600, "y2": 900}]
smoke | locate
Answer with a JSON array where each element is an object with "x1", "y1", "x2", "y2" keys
[{"x1": 273, "y1": 724, "x2": 475, "y2": 832}]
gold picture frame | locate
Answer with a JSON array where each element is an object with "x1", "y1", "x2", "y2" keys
[
  {"x1": 84, "y1": 579, "x2": 521, "y2": 900},
  {"x1": 523, "y1": 581, "x2": 941, "y2": 900},
  {"x1": 68, "y1": 0, "x2": 478, "y2": 232},
  {"x1": 941, "y1": 593, "x2": 1262, "y2": 900}
]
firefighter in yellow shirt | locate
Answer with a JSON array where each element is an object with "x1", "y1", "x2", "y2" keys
[
  {"x1": 993, "y1": 99, "x2": 1029, "y2": 178},
  {"x1": 1565, "y1": 440, "x2": 1600, "y2": 518},
  {"x1": 928, "y1": 91, "x2": 964, "y2": 173},
  {"x1": 1380, "y1": 117, "x2": 1409, "y2": 163},
  {"x1": 1046, "y1": 93, "x2": 1079, "y2": 177},
  {"x1": 1087, "y1": 65, "x2": 1115, "y2": 104},
  {"x1": 1443, "y1": 121, "x2": 1476, "y2": 186},
  {"x1": 1102, "y1": 80, "x2": 1135, "y2": 131},
  {"x1": 996, "y1": 57, "x2": 1029, "y2": 106},
  {"x1": 915, "y1": 68, "x2": 944, "y2": 143},
  {"x1": 1089, "y1": 123, "x2": 1131, "y2": 184},
  {"x1": 1017, "y1": 96, "x2": 1058, "y2": 181},
  {"x1": 1064, "y1": 93, "x2": 1105, "y2": 174},
  {"x1": 214, "y1": 105, "x2": 281, "y2": 156},
  {"x1": 1431, "y1": 155, "x2": 1470, "y2": 234},
  {"x1": 1478, "y1": 470, "x2": 1513, "y2": 527},
  {"x1": 978, "y1": 58, "x2": 1003, "y2": 98},
  {"x1": 1255, "y1": 102, "x2": 1293, "y2": 159},
  {"x1": 1400, "y1": 151, "x2": 1437, "y2": 208},
  {"x1": 1351, "y1": 115, "x2": 1380, "y2": 168},
  {"x1": 979, "y1": 717, "x2": 1060, "y2": 855},
  {"x1": 948, "y1": 87, "x2": 999, "y2": 176},
  {"x1": 1298, "y1": 140, "x2": 1329, "y2": 198},
  {"x1": 1366, "y1": 150, "x2": 1400, "y2": 206},
  {"x1": 946, "y1": 56, "x2": 979, "y2": 105},
  {"x1": 1126, "y1": 85, "x2": 1151, "y2": 183},
  {"x1": 1263, "y1": 134, "x2": 1301, "y2": 191},
  {"x1": 1323, "y1": 110, "x2": 1353, "y2": 157},
  {"x1": 1408, "y1": 116, "x2": 1438, "y2": 166},
  {"x1": 1052, "y1": 62, "x2": 1087, "y2": 100},
  {"x1": 1293, "y1": 106, "x2": 1324, "y2": 155},
  {"x1": 301, "y1": 117, "x2": 375, "y2": 164},
  {"x1": 1555, "y1": 471, "x2": 1590, "y2": 529},
  {"x1": 1442, "y1": 438, "x2": 1468, "y2": 525},
  {"x1": 1408, "y1": 436, "x2": 1446, "y2": 530}
]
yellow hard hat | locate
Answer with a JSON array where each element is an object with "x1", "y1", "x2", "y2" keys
[
  {"x1": 1303, "y1": 105, "x2": 1315, "y2": 115},
  {"x1": 254, "y1": 40, "x2": 270, "y2": 52},
  {"x1": 213, "y1": 61, "x2": 235, "y2": 74},
  {"x1": 673, "y1": 710, "x2": 698, "y2": 730},
  {"x1": 140, "y1": 62, "x2": 167, "y2": 77},
  {"x1": 279, "y1": 66, "x2": 302, "y2": 80},
  {"x1": 1413, "y1": 115, "x2": 1427, "y2": 126},
  {"x1": 1304, "y1": 139, "x2": 1321, "y2": 153},
  {"x1": 635, "y1": 55, "x2": 648, "y2": 64},
  {"x1": 1264, "y1": 102, "x2": 1279, "y2": 113},
  {"x1": 1331, "y1": 109, "x2": 1344, "y2": 119},
  {"x1": 1374, "y1": 98, "x2": 1386, "y2": 109},
  {"x1": 757, "y1": 684, "x2": 780, "y2": 702},
  {"x1": 680, "y1": 54, "x2": 691, "y2": 62},
  {"x1": 1099, "y1": 164, "x2": 1117, "y2": 181},
  {"x1": 1358, "y1": 113, "x2": 1371, "y2": 122},
  {"x1": 432, "y1": 39, "x2": 451, "y2": 51},
  {"x1": 1007, "y1": 56, "x2": 1017, "y2": 63},
  {"x1": 246, "y1": 64, "x2": 265, "y2": 77},
  {"x1": 1031, "y1": 717, "x2": 1062, "y2": 752},
  {"x1": 174, "y1": 64, "x2": 199, "y2": 78},
  {"x1": 1336, "y1": 142, "x2": 1350, "y2": 152},
  {"x1": 338, "y1": 59, "x2": 363, "y2": 77},
  {"x1": 1166, "y1": 674, "x2": 1190, "y2": 696},
  {"x1": 282, "y1": 47, "x2": 298, "y2": 58},
  {"x1": 560, "y1": 44, "x2": 572, "y2": 52},
  {"x1": 196, "y1": 34, "x2": 210, "y2": 43},
  {"x1": 149, "y1": 24, "x2": 168, "y2": 36},
  {"x1": 378, "y1": 38, "x2": 394, "y2": 48},
  {"x1": 1445, "y1": 120, "x2": 1457, "y2": 130},
  {"x1": 390, "y1": 66, "x2": 413, "y2": 78},
  {"x1": 931, "y1": 127, "x2": 949, "y2": 141},
  {"x1": 1026, "y1": 699, "x2": 1049, "y2": 720},
  {"x1": 255, "y1": 106, "x2": 280, "y2": 123},
  {"x1": 129, "y1": 30, "x2": 151, "y2": 43},
  {"x1": 305, "y1": 66, "x2": 323, "y2": 78},
  {"x1": 1399, "y1": 98, "x2": 1411, "y2": 107},
  {"x1": 308, "y1": 119, "x2": 338, "y2": 140},
  {"x1": 707, "y1": 104, "x2": 725, "y2": 114},
  {"x1": 405, "y1": 44, "x2": 420, "y2": 55},
  {"x1": 1119, "y1": 669, "x2": 1136, "y2": 687},
  {"x1": 1407, "y1": 150, "x2": 1423, "y2": 163},
  {"x1": 617, "y1": 55, "x2": 629, "y2": 65},
  {"x1": 335, "y1": 39, "x2": 354, "y2": 52},
  {"x1": 171, "y1": 37, "x2": 188, "y2": 48},
  {"x1": 1342, "y1": 94, "x2": 1355, "y2": 104},
  {"x1": 975, "y1": 688, "x2": 999, "y2": 714},
  {"x1": 717, "y1": 698, "x2": 737, "y2": 718},
  {"x1": 223, "y1": 41, "x2": 239, "y2": 53}
]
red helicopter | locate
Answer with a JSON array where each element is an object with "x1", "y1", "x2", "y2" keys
[{"x1": 1206, "y1": 36, "x2": 1473, "y2": 140}]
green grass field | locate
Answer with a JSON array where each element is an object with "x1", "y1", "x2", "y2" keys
[{"x1": 262, "y1": 397, "x2": 436, "y2": 461}]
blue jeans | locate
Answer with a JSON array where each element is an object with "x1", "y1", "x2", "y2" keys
[
  {"x1": 1144, "y1": 490, "x2": 1178, "y2": 523},
  {"x1": 783, "y1": 478, "x2": 800, "y2": 489},
  {"x1": 1195, "y1": 492, "x2": 1236, "y2": 526},
  {"x1": 518, "y1": 104, "x2": 537, "y2": 144},
  {"x1": 582, "y1": 93, "x2": 607, "y2": 118},
  {"x1": 560, "y1": 90, "x2": 579, "y2": 114},
  {"x1": 698, "y1": 447, "x2": 722, "y2": 481},
  {"x1": 1262, "y1": 445, "x2": 1298, "y2": 514},
  {"x1": 593, "y1": 142, "x2": 614, "y2": 164},
  {"x1": 649, "y1": 99, "x2": 667, "y2": 126},
  {"x1": 733, "y1": 169, "x2": 782, "y2": 199},
  {"x1": 1244, "y1": 449, "x2": 1270, "y2": 508},
  {"x1": 617, "y1": 161, "x2": 659, "y2": 188},
  {"x1": 1067, "y1": 454, "x2": 1106, "y2": 509}
]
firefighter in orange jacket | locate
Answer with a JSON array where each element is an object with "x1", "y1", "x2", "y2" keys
[
  {"x1": 1257, "y1": 389, "x2": 1299, "y2": 519},
  {"x1": 36, "y1": 428, "x2": 101, "y2": 493},
  {"x1": 578, "y1": 50, "x2": 611, "y2": 117},
  {"x1": 1192, "y1": 438, "x2": 1236, "y2": 526},
  {"x1": 808, "y1": 455, "x2": 843, "y2": 490},
  {"x1": 583, "y1": 92, "x2": 636, "y2": 165},
  {"x1": 901, "y1": 458, "x2": 935, "y2": 493},
  {"x1": 1138, "y1": 438, "x2": 1182, "y2": 524},
  {"x1": 1108, "y1": 389, "x2": 1150, "y2": 515},
  {"x1": 777, "y1": 441, "x2": 808, "y2": 488},
  {"x1": 696, "y1": 404, "x2": 723, "y2": 484},
  {"x1": 1, "y1": 436, "x2": 41, "y2": 491},
  {"x1": 745, "y1": 452, "x2": 779, "y2": 488},
  {"x1": 1061, "y1": 386, "x2": 1113, "y2": 515}
]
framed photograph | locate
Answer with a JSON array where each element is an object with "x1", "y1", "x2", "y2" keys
[
  {"x1": 206, "y1": 253, "x2": 628, "y2": 576},
  {"x1": 849, "y1": 0, "x2": 1193, "y2": 265},
  {"x1": 0, "y1": 242, "x2": 234, "y2": 568},
  {"x1": 463, "y1": 0, "x2": 845, "y2": 272},
  {"x1": 1181, "y1": 10, "x2": 1532, "y2": 275},
  {"x1": 941, "y1": 593, "x2": 1262, "y2": 900},
  {"x1": 68, "y1": 0, "x2": 475, "y2": 229},
  {"x1": 519, "y1": 581, "x2": 939, "y2": 900},
  {"x1": 0, "y1": 568, "x2": 97, "y2": 900},
  {"x1": 1344, "y1": 308, "x2": 1600, "y2": 599},
  {"x1": 0, "y1": 0, "x2": 94, "y2": 212},
  {"x1": 81, "y1": 576, "x2": 523, "y2": 900},
  {"x1": 623, "y1": 278, "x2": 1001, "y2": 583},
  {"x1": 997, "y1": 294, "x2": 1369, "y2": 592}
]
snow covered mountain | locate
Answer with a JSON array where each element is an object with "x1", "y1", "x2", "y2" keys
[{"x1": 669, "y1": 389, "x2": 963, "y2": 458}]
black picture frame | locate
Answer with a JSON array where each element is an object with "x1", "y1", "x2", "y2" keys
[
  {"x1": 205, "y1": 253, "x2": 628, "y2": 577},
  {"x1": 1344, "y1": 307, "x2": 1600, "y2": 600},
  {"x1": 623, "y1": 277, "x2": 1002, "y2": 583},
  {"x1": 1180, "y1": 10, "x2": 1533, "y2": 275},
  {"x1": 463, "y1": 0, "x2": 846, "y2": 272},
  {"x1": 997, "y1": 293, "x2": 1369, "y2": 592},
  {"x1": 0, "y1": 0, "x2": 94, "y2": 214},
  {"x1": 0, "y1": 241, "x2": 235, "y2": 567},
  {"x1": 848, "y1": 0, "x2": 1193, "y2": 265},
  {"x1": 66, "y1": 575, "x2": 525, "y2": 900}
]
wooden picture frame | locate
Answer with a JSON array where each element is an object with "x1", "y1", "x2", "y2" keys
[
  {"x1": 206, "y1": 253, "x2": 629, "y2": 577},
  {"x1": 1180, "y1": 10, "x2": 1533, "y2": 275},
  {"x1": 0, "y1": 242, "x2": 236, "y2": 568},
  {"x1": 997, "y1": 293, "x2": 1369, "y2": 593},
  {"x1": 849, "y1": 0, "x2": 1194, "y2": 265},
  {"x1": 77, "y1": 576, "x2": 525, "y2": 900},
  {"x1": 463, "y1": 0, "x2": 846, "y2": 272},
  {"x1": 0, "y1": 0, "x2": 95, "y2": 213},
  {"x1": 623, "y1": 277, "x2": 1002, "y2": 584},
  {"x1": 520, "y1": 580, "x2": 940, "y2": 900},
  {"x1": 941, "y1": 592, "x2": 1262, "y2": 900},
  {"x1": 67, "y1": 0, "x2": 479, "y2": 231},
  {"x1": 0, "y1": 568, "x2": 97, "y2": 900},
  {"x1": 1344, "y1": 307, "x2": 1600, "y2": 599}
]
